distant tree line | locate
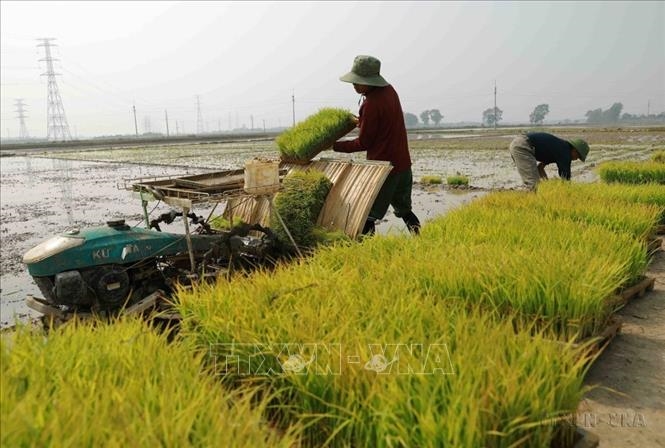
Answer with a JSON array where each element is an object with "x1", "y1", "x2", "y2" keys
[
  {"x1": 586, "y1": 102, "x2": 664, "y2": 124},
  {"x1": 403, "y1": 101, "x2": 663, "y2": 129},
  {"x1": 585, "y1": 103, "x2": 624, "y2": 124}
]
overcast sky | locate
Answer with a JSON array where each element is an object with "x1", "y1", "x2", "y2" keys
[{"x1": 1, "y1": 1, "x2": 663, "y2": 138}]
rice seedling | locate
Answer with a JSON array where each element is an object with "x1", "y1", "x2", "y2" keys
[
  {"x1": 322, "y1": 215, "x2": 643, "y2": 339},
  {"x1": 476, "y1": 182, "x2": 662, "y2": 242},
  {"x1": 446, "y1": 174, "x2": 469, "y2": 186},
  {"x1": 597, "y1": 160, "x2": 665, "y2": 184},
  {"x1": 1, "y1": 318, "x2": 300, "y2": 447},
  {"x1": 420, "y1": 175, "x2": 443, "y2": 185},
  {"x1": 276, "y1": 108, "x2": 356, "y2": 162},
  {"x1": 269, "y1": 181, "x2": 654, "y2": 339},
  {"x1": 178, "y1": 266, "x2": 591, "y2": 447},
  {"x1": 543, "y1": 182, "x2": 665, "y2": 224},
  {"x1": 171, "y1": 176, "x2": 657, "y2": 446},
  {"x1": 270, "y1": 169, "x2": 332, "y2": 248}
]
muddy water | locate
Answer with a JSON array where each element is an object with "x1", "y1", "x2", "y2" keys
[
  {"x1": 0, "y1": 157, "x2": 218, "y2": 327},
  {"x1": 0, "y1": 141, "x2": 656, "y2": 327}
]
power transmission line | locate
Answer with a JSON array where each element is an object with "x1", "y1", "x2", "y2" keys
[
  {"x1": 14, "y1": 98, "x2": 30, "y2": 139},
  {"x1": 37, "y1": 38, "x2": 72, "y2": 141}
]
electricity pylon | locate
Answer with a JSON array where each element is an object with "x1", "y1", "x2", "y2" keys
[
  {"x1": 14, "y1": 99, "x2": 30, "y2": 139},
  {"x1": 37, "y1": 38, "x2": 72, "y2": 141}
]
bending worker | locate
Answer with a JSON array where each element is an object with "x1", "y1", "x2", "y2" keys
[
  {"x1": 332, "y1": 55, "x2": 421, "y2": 235},
  {"x1": 509, "y1": 131, "x2": 590, "y2": 190}
]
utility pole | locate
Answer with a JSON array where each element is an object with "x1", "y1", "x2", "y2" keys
[
  {"x1": 14, "y1": 99, "x2": 30, "y2": 140},
  {"x1": 292, "y1": 90, "x2": 295, "y2": 126},
  {"x1": 37, "y1": 38, "x2": 72, "y2": 141},
  {"x1": 647, "y1": 100, "x2": 650, "y2": 116},
  {"x1": 493, "y1": 80, "x2": 497, "y2": 130},
  {"x1": 196, "y1": 95, "x2": 204, "y2": 134},
  {"x1": 263, "y1": 119, "x2": 266, "y2": 133},
  {"x1": 164, "y1": 109, "x2": 170, "y2": 137},
  {"x1": 132, "y1": 104, "x2": 138, "y2": 137},
  {"x1": 175, "y1": 121, "x2": 179, "y2": 136},
  {"x1": 250, "y1": 114, "x2": 254, "y2": 130}
]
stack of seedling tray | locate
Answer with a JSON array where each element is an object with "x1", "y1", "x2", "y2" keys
[{"x1": 276, "y1": 108, "x2": 357, "y2": 164}]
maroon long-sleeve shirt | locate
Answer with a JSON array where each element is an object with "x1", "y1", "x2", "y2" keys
[{"x1": 333, "y1": 85, "x2": 411, "y2": 174}]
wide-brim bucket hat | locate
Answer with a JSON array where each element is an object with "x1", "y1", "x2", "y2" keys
[
  {"x1": 569, "y1": 138, "x2": 589, "y2": 162},
  {"x1": 340, "y1": 55, "x2": 389, "y2": 87}
]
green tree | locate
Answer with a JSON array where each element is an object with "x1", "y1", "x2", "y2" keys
[
  {"x1": 429, "y1": 109, "x2": 443, "y2": 126},
  {"x1": 529, "y1": 104, "x2": 549, "y2": 125},
  {"x1": 482, "y1": 107, "x2": 503, "y2": 127},
  {"x1": 585, "y1": 108, "x2": 603, "y2": 124},
  {"x1": 602, "y1": 102, "x2": 623, "y2": 122},
  {"x1": 586, "y1": 103, "x2": 623, "y2": 124},
  {"x1": 420, "y1": 110, "x2": 431, "y2": 126},
  {"x1": 403, "y1": 112, "x2": 419, "y2": 128}
]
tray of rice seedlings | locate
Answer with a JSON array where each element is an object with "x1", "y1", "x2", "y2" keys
[
  {"x1": 1, "y1": 318, "x2": 301, "y2": 447},
  {"x1": 597, "y1": 160, "x2": 665, "y2": 184},
  {"x1": 276, "y1": 108, "x2": 357, "y2": 164},
  {"x1": 477, "y1": 182, "x2": 663, "y2": 242},
  {"x1": 291, "y1": 190, "x2": 647, "y2": 342},
  {"x1": 427, "y1": 190, "x2": 651, "y2": 279},
  {"x1": 559, "y1": 183, "x2": 665, "y2": 225},
  {"x1": 177, "y1": 260, "x2": 592, "y2": 447},
  {"x1": 420, "y1": 221, "x2": 644, "y2": 339},
  {"x1": 270, "y1": 169, "x2": 332, "y2": 249}
]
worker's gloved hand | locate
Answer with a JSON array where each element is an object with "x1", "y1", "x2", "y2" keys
[{"x1": 351, "y1": 115, "x2": 360, "y2": 126}]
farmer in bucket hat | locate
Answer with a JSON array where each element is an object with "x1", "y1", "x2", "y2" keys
[
  {"x1": 509, "y1": 131, "x2": 590, "y2": 191},
  {"x1": 333, "y1": 55, "x2": 421, "y2": 235}
]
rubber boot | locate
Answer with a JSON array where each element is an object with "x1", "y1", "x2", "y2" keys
[{"x1": 402, "y1": 211, "x2": 421, "y2": 235}]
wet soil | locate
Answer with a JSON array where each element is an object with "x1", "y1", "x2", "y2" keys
[{"x1": 0, "y1": 157, "x2": 217, "y2": 325}]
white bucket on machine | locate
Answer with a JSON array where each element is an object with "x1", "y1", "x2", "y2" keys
[{"x1": 244, "y1": 159, "x2": 280, "y2": 195}]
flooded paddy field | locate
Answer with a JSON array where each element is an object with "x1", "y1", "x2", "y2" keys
[{"x1": 1, "y1": 126, "x2": 662, "y2": 327}]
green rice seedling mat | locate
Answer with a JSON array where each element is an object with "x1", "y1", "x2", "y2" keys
[{"x1": 277, "y1": 108, "x2": 356, "y2": 164}]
